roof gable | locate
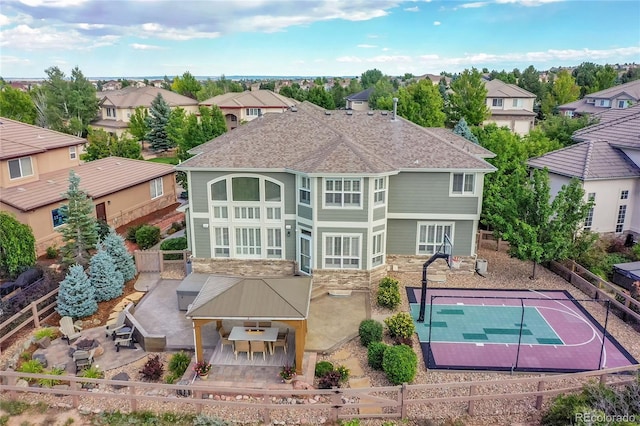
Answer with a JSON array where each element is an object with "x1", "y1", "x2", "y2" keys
[
  {"x1": 0, "y1": 117, "x2": 85, "y2": 160},
  {"x1": 98, "y1": 86, "x2": 198, "y2": 108},
  {"x1": 484, "y1": 79, "x2": 535, "y2": 98},
  {"x1": 200, "y1": 90, "x2": 296, "y2": 108}
]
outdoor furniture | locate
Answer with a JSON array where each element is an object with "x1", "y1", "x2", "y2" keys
[
  {"x1": 59, "y1": 316, "x2": 82, "y2": 345},
  {"x1": 73, "y1": 348, "x2": 95, "y2": 373},
  {"x1": 234, "y1": 340, "x2": 251, "y2": 360},
  {"x1": 105, "y1": 311, "x2": 127, "y2": 339},
  {"x1": 243, "y1": 321, "x2": 257, "y2": 328},
  {"x1": 272, "y1": 331, "x2": 288, "y2": 354},
  {"x1": 218, "y1": 327, "x2": 232, "y2": 351},
  {"x1": 228, "y1": 326, "x2": 279, "y2": 356},
  {"x1": 250, "y1": 340, "x2": 268, "y2": 360},
  {"x1": 114, "y1": 325, "x2": 136, "y2": 352}
]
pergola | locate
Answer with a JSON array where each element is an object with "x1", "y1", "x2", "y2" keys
[{"x1": 185, "y1": 275, "x2": 312, "y2": 374}]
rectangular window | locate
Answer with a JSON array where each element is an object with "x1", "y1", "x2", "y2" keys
[
  {"x1": 618, "y1": 100, "x2": 628, "y2": 108},
  {"x1": 372, "y1": 232, "x2": 385, "y2": 267},
  {"x1": 51, "y1": 208, "x2": 64, "y2": 228},
  {"x1": 620, "y1": 190, "x2": 629, "y2": 200},
  {"x1": 69, "y1": 146, "x2": 77, "y2": 160},
  {"x1": 324, "y1": 178, "x2": 362, "y2": 208},
  {"x1": 584, "y1": 193, "x2": 595, "y2": 230},
  {"x1": 8, "y1": 157, "x2": 33, "y2": 179},
  {"x1": 299, "y1": 176, "x2": 311, "y2": 205},
  {"x1": 512, "y1": 99, "x2": 523, "y2": 108},
  {"x1": 266, "y1": 228, "x2": 282, "y2": 258},
  {"x1": 324, "y1": 235, "x2": 361, "y2": 269},
  {"x1": 234, "y1": 206, "x2": 260, "y2": 220},
  {"x1": 374, "y1": 177, "x2": 386, "y2": 205},
  {"x1": 235, "y1": 227, "x2": 261, "y2": 256},
  {"x1": 417, "y1": 223, "x2": 453, "y2": 255},
  {"x1": 245, "y1": 108, "x2": 262, "y2": 116},
  {"x1": 451, "y1": 173, "x2": 474, "y2": 195},
  {"x1": 597, "y1": 99, "x2": 611, "y2": 107},
  {"x1": 214, "y1": 227, "x2": 230, "y2": 257},
  {"x1": 213, "y1": 206, "x2": 228, "y2": 219},
  {"x1": 616, "y1": 205, "x2": 626, "y2": 233},
  {"x1": 106, "y1": 107, "x2": 116, "y2": 118},
  {"x1": 266, "y1": 207, "x2": 281, "y2": 220},
  {"x1": 492, "y1": 98, "x2": 503, "y2": 107},
  {"x1": 150, "y1": 177, "x2": 163, "y2": 199}
]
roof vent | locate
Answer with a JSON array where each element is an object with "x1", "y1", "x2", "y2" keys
[
  {"x1": 115, "y1": 162, "x2": 121, "y2": 165},
  {"x1": 291, "y1": 106, "x2": 298, "y2": 112},
  {"x1": 346, "y1": 110, "x2": 353, "y2": 115},
  {"x1": 97, "y1": 167, "x2": 103, "y2": 170},
  {"x1": 37, "y1": 134, "x2": 44, "y2": 139},
  {"x1": 367, "y1": 111, "x2": 374, "y2": 116},
  {"x1": 17, "y1": 187, "x2": 25, "y2": 192},
  {"x1": 47, "y1": 180, "x2": 55, "y2": 184},
  {"x1": 325, "y1": 111, "x2": 331, "y2": 116},
  {"x1": 381, "y1": 111, "x2": 388, "y2": 116}
]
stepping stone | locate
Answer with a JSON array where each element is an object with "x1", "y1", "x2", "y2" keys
[
  {"x1": 340, "y1": 358, "x2": 363, "y2": 378},
  {"x1": 125, "y1": 292, "x2": 145, "y2": 303},
  {"x1": 348, "y1": 377, "x2": 382, "y2": 415},
  {"x1": 112, "y1": 300, "x2": 130, "y2": 312},
  {"x1": 331, "y1": 349, "x2": 350, "y2": 361},
  {"x1": 107, "y1": 311, "x2": 121, "y2": 321}
]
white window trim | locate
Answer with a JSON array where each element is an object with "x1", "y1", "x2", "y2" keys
[
  {"x1": 299, "y1": 175, "x2": 311, "y2": 206},
  {"x1": 492, "y1": 98, "x2": 503, "y2": 108},
  {"x1": 373, "y1": 177, "x2": 386, "y2": 206},
  {"x1": 416, "y1": 222, "x2": 454, "y2": 255},
  {"x1": 51, "y1": 208, "x2": 65, "y2": 229},
  {"x1": 150, "y1": 177, "x2": 163, "y2": 199},
  {"x1": 69, "y1": 146, "x2": 77, "y2": 160},
  {"x1": 8, "y1": 156, "x2": 34, "y2": 180},
  {"x1": 323, "y1": 177, "x2": 363, "y2": 209},
  {"x1": 616, "y1": 205, "x2": 627, "y2": 233},
  {"x1": 620, "y1": 190, "x2": 629, "y2": 200},
  {"x1": 323, "y1": 233, "x2": 362, "y2": 270},
  {"x1": 449, "y1": 172, "x2": 475, "y2": 196},
  {"x1": 371, "y1": 231, "x2": 385, "y2": 267}
]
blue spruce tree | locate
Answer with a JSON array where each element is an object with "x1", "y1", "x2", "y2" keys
[
  {"x1": 453, "y1": 117, "x2": 480, "y2": 144},
  {"x1": 101, "y1": 228, "x2": 136, "y2": 282},
  {"x1": 90, "y1": 248, "x2": 124, "y2": 302},
  {"x1": 56, "y1": 264, "x2": 97, "y2": 318}
]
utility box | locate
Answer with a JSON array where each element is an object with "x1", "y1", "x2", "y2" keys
[
  {"x1": 175, "y1": 273, "x2": 207, "y2": 311},
  {"x1": 476, "y1": 259, "x2": 488, "y2": 275}
]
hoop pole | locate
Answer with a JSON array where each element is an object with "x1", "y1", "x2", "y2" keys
[
  {"x1": 597, "y1": 300, "x2": 610, "y2": 370},
  {"x1": 514, "y1": 298, "x2": 525, "y2": 371},
  {"x1": 427, "y1": 295, "x2": 436, "y2": 368}
]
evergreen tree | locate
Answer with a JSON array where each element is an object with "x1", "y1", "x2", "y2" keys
[
  {"x1": 56, "y1": 264, "x2": 98, "y2": 318},
  {"x1": 89, "y1": 248, "x2": 124, "y2": 302},
  {"x1": 453, "y1": 118, "x2": 479, "y2": 144},
  {"x1": 59, "y1": 170, "x2": 99, "y2": 266},
  {"x1": 145, "y1": 93, "x2": 173, "y2": 152},
  {"x1": 101, "y1": 228, "x2": 137, "y2": 282}
]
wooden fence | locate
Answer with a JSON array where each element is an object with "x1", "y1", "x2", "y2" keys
[
  {"x1": 2, "y1": 365, "x2": 639, "y2": 422},
  {"x1": 0, "y1": 288, "x2": 59, "y2": 356},
  {"x1": 133, "y1": 250, "x2": 189, "y2": 273}
]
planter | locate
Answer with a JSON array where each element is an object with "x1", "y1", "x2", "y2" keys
[
  {"x1": 198, "y1": 373, "x2": 209, "y2": 380},
  {"x1": 283, "y1": 377, "x2": 293, "y2": 384}
]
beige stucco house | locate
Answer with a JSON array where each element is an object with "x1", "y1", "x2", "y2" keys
[
  {"x1": 558, "y1": 79, "x2": 640, "y2": 118},
  {"x1": 200, "y1": 90, "x2": 295, "y2": 130},
  {"x1": 0, "y1": 118, "x2": 177, "y2": 255},
  {"x1": 90, "y1": 86, "x2": 200, "y2": 137},
  {"x1": 483, "y1": 79, "x2": 537, "y2": 135}
]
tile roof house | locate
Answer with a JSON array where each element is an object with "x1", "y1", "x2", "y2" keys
[
  {"x1": 483, "y1": 79, "x2": 537, "y2": 135},
  {"x1": 199, "y1": 90, "x2": 295, "y2": 131},
  {"x1": 345, "y1": 87, "x2": 374, "y2": 111},
  {"x1": 0, "y1": 118, "x2": 177, "y2": 255},
  {"x1": 176, "y1": 102, "x2": 496, "y2": 288},
  {"x1": 90, "y1": 86, "x2": 200, "y2": 137},
  {"x1": 528, "y1": 104, "x2": 640, "y2": 237},
  {"x1": 557, "y1": 79, "x2": 640, "y2": 117}
]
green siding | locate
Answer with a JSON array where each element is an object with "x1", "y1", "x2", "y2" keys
[
  {"x1": 298, "y1": 205, "x2": 312, "y2": 220},
  {"x1": 388, "y1": 172, "x2": 478, "y2": 215},
  {"x1": 285, "y1": 220, "x2": 296, "y2": 260},
  {"x1": 317, "y1": 178, "x2": 370, "y2": 222},
  {"x1": 373, "y1": 206, "x2": 386, "y2": 221},
  {"x1": 185, "y1": 209, "x2": 193, "y2": 252},
  {"x1": 193, "y1": 218, "x2": 211, "y2": 258},
  {"x1": 373, "y1": 224, "x2": 386, "y2": 233},
  {"x1": 452, "y1": 220, "x2": 473, "y2": 256},
  {"x1": 317, "y1": 227, "x2": 368, "y2": 269},
  {"x1": 386, "y1": 219, "x2": 474, "y2": 256}
]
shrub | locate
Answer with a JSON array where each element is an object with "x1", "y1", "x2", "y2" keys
[
  {"x1": 126, "y1": 224, "x2": 144, "y2": 242},
  {"x1": 89, "y1": 248, "x2": 124, "y2": 302},
  {"x1": 33, "y1": 327, "x2": 57, "y2": 341},
  {"x1": 18, "y1": 359, "x2": 44, "y2": 374},
  {"x1": 168, "y1": 351, "x2": 191, "y2": 376},
  {"x1": 79, "y1": 365, "x2": 103, "y2": 379},
  {"x1": 336, "y1": 365, "x2": 350, "y2": 384},
  {"x1": 135, "y1": 225, "x2": 161, "y2": 250},
  {"x1": 56, "y1": 264, "x2": 97, "y2": 318},
  {"x1": 315, "y1": 360, "x2": 334, "y2": 378},
  {"x1": 384, "y1": 312, "x2": 415, "y2": 339},
  {"x1": 367, "y1": 341, "x2": 388, "y2": 370},
  {"x1": 377, "y1": 277, "x2": 401, "y2": 309},
  {"x1": 160, "y1": 236, "x2": 188, "y2": 260},
  {"x1": 139, "y1": 354, "x2": 164, "y2": 381},
  {"x1": 0, "y1": 212, "x2": 36, "y2": 279},
  {"x1": 318, "y1": 370, "x2": 343, "y2": 389},
  {"x1": 358, "y1": 319, "x2": 383, "y2": 347},
  {"x1": 45, "y1": 246, "x2": 58, "y2": 259},
  {"x1": 164, "y1": 372, "x2": 178, "y2": 384},
  {"x1": 100, "y1": 228, "x2": 136, "y2": 282},
  {"x1": 192, "y1": 414, "x2": 231, "y2": 426},
  {"x1": 541, "y1": 393, "x2": 589, "y2": 426},
  {"x1": 382, "y1": 344, "x2": 417, "y2": 385},
  {"x1": 38, "y1": 366, "x2": 65, "y2": 387},
  {"x1": 171, "y1": 221, "x2": 184, "y2": 232}
]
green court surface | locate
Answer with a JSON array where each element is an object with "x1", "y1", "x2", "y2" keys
[{"x1": 409, "y1": 303, "x2": 564, "y2": 345}]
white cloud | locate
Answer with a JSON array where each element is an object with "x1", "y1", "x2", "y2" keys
[
  {"x1": 460, "y1": 2, "x2": 489, "y2": 8},
  {"x1": 18, "y1": 0, "x2": 88, "y2": 7},
  {"x1": 433, "y1": 21, "x2": 441, "y2": 26},
  {"x1": 0, "y1": 14, "x2": 11, "y2": 26},
  {"x1": 496, "y1": 0, "x2": 564, "y2": 6},
  {"x1": 0, "y1": 55, "x2": 30, "y2": 64},
  {"x1": 130, "y1": 43, "x2": 164, "y2": 50},
  {"x1": 357, "y1": 44, "x2": 377, "y2": 48},
  {"x1": 0, "y1": 24, "x2": 85, "y2": 50},
  {"x1": 76, "y1": 23, "x2": 106, "y2": 30},
  {"x1": 404, "y1": 6, "x2": 419, "y2": 12}
]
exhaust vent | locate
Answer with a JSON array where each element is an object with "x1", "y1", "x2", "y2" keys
[
  {"x1": 367, "y1": 111, "x2": 374, "y2": 116},
  {"x1": 291, "y1": 106, "x2": 298, "y2": 112},
  {"x1": 324, "y1": 111, "x2": 331, "y2": 116},
  {"x1": 346, "y1": 110, "x2": 353, "y2": 115},
  {"x1": 381, "y1": 111, "x2": 388, "y2": 116}
]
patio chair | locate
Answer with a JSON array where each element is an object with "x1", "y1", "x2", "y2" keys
[
  {"x1": 218, "y1": 327, "x2": 232, "y2": 351},
  {"x1": 243, "y1": 321, "x2": 257, "y2": 328},
  {"x1": 250, "y1": 340, "x2": 267, "y2": 360},
  {"x1": 114, "y1": 325, "x2": 136, "y2": 352},
  {"x1": 73, "y1": 348, "x2": 95, "y2": 373},
  {"x1": 234, "y1": 340, "x2": 251, "y2": 360},
  {"x1": 272, "y1": 331, "x2": 288, "y2": 354},
  {"x1": 105, "y1": 311, "x2": 127, "y2": 339},
  {"x1": 59, "y1": 316, "x2": 82, "y2": 345}
]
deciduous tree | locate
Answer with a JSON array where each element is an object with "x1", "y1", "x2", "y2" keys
[
  {"x1": 307, "y1": 86, "x2": 335, "y2": 110},
  {"x1": 448, "y1": 68, "x2": 489, "y2": 126},
  {"x1": 128, "y1": 106, "x2": 149, "y2": 142},
  {"x1": 391, "y1": 80, "x2": 445, "y2": 127},
  {"x1": 0, "y1": 85, "x2": 37, "y2": 124},
  {"x1": 171, "y1": 71, "x2": 201, "y2": 99},
  {"x1": 360, "y1": 69, "x2": 383, "y2": 89},
  {"x1": 0, "y1": 212, "x2": 36, "y2": 279}
]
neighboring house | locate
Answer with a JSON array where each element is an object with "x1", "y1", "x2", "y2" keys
[
  {"x1": 483, "y1": 79, "x2": 537, "y2": 135},
  {"x1": 90, "y1": 86, "x2": 199, "y2": 137},
  {"x1": 200, "y1": 90, "x2": 296, "y2": 131},
  {"x1": 345, "y1": 87, "x2": 374, "y2": 111},
  {"x1": 0, "y1": 118, "x2": 177, "y2": 255},
  {"x1": 558, "y1": 79, "x2": 640, "y2": 117},
  {"x1": 417, "y1": 73, "x2": 451, "y2": 86},
  {"x1": 176, "y1": 102, "x2": 496, "y2": 289},
  {"x1": 528, "y1": 104, "x2": 640, "y2": 238}
]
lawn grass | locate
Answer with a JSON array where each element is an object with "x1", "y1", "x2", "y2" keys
[{"x1": 147, "y1": 157, "x2": 179, "y2": 165}]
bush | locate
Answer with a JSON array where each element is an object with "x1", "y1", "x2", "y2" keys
[
  {"x1": 168, "y1": 351, "x2": 191, "y2": 376},
  {"x1": 45, "y1": 246, "x2": 58, "y2": 259},
  {"x1": 384, "y1": 312, "x2": 415, "y2": 339},
  {"x1": 358, "y1": 319, "x2": 383, "y2": 347},
  {"x1": 33, "y1": 327, "x2": 57, "y2": 340},
  {"x1": 18, "y1": 359, "x2": 44, "y2": 374},
  {"x1": 139, "y1": 354, "x2": 164, "y2": 381},
  {"x1": 38, "y1": 367, "x2": 65, "y2": 387},
  {"x1": 318, "y1": 370, "x2": 343, "y2": 389},
  {"x1": 160, "y1": 236, "x2": 188, "y2": 260},
  {"x1": 336, "y1": 365, "x2": 350, "y2": 384},
  {"x1": 541, "y1": 393, "x2": 589, "y2": 426},
  {"x1": 135, "y1": 225, "x2": 161, "y2": 250},
  {"x1": 382, "y1": 344, "x2": 417, "y2": 385},
  {"x1": 192, "y1": 414, "x2": 231, "y2": 426},
  {"x1": 367, "y1": 341, "x2": 388, "y2": 370},
  {"x1": 315, "y1": 360, "x2": 334, "y2": 378},
  {"x1": 377, "y1": 277, "x2": 401, "y2": 309},
  {"x1": 79, "y1": 365, "x2": 103, "y2": 379},
  {"x1": 165, "y1": 372, "x2": 179, "y2": 384},
  {"x1": 126, "y1": 224, "x2": 144, "y2": 242}
]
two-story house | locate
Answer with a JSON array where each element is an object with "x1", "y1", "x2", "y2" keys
[
  {"x1": 90, "y1": 86, "x2": 200, "y2": 137},
  {"x1": 176, "y1": 102, "x2": 496, "y2": 289},
  {"x1": 558, "y1": 79, "x2": 640, "y2": 118},
  {"x1": 0, "y1": 118, "x2": 177, "y2": 255},
  {"x1": 199, "y1": 90, "x2": 295, "y2": 131},
  {"x1": 528, "y1": 104, "x2": 640, "y2": 238},
  {"x1": 483, "y1": 79, "x2": 537, "y2": 135},
  {"x1": 345, "y1": 87, "x2": 374, "y2": 111}
]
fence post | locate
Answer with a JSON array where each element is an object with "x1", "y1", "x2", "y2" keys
[
  {"x1": 261, "y1": 393, "x2": 271, "y2": 424},
  {"x1": 535, "y1": 380, "x2": 545, "y2": 410},
  {"x1": 399, "y1": 383, "x2": 407, "y2": 419},
  {"x1": 129, "y1": 384, "x2": 137, "y2": 412},
  {"x1": 31, "y1": 302, "x2": 40, "y2": 328},
  {"x1": 330, "y1": 388, "x2": 341, "y2": 423},
  {"x1": 467, "y1": 385, "x2": 477, "y2": 416},
  {"x1": 600, "y1": 373, "x2": 608, "y2": 385}
]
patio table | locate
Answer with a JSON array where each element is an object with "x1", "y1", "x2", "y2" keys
[{"x1": 228, "y1": 326, "x2": 279, "y2": 354}]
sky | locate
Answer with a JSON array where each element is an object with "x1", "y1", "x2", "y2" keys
[{"x1": 1, "y1": 0, "x2": 639, "y2": 79}]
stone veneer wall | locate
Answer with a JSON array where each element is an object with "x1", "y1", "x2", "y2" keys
[
  {"x1": 385, "y1": 254, "x2": 476, "y2": 275},
  {"x1": 192, "y1": 258, "x2": 297, "y2": 276},
  {"x1": 311, "y1": 265, "x2": 387, "y2": 290}
]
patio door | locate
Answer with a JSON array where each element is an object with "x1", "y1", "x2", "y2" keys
[{"x1": 299, "y1": 230, "x2": 312, "y2": 275}]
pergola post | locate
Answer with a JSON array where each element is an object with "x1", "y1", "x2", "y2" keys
[
  {"x1": 282, "y1": 319, "x2": 307, "y2": 375},
  {"x1": 192, "y1": 319, "x2": 212, "y2": 363}
]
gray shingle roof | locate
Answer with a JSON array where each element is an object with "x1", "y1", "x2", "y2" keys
[
  {"x1": 179, "y1": 102, "x2": 495, "y2": 174},
  {"x1": 0, "y1": 117, "x2": 85, "y2": 160},
  {"x1": 346, "y1": 87, "x2": 374, "y2": 102}
]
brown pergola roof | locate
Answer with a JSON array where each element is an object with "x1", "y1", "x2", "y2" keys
[{"x1": 186, "y1": 275, "x2": 312, "y2": 320}]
